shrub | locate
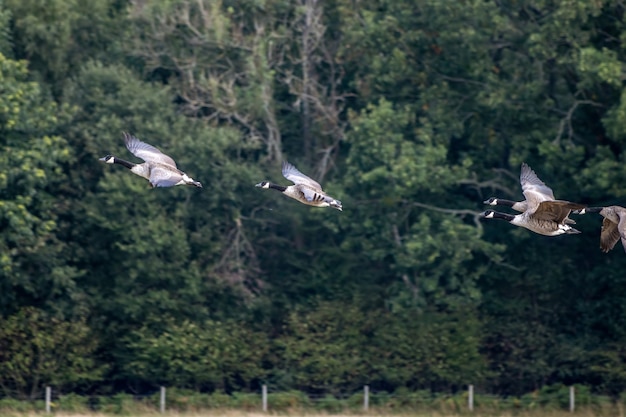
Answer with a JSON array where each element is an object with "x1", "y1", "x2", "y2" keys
[
  {"x1": 345, "y1": 391, "x2": 365, "y2": 409},
  {"x1": 207, "y1": 391, "x2": 234, "y2": 408},
  {"x1": 231, "y1": 392, "x2": 259, "y2": 410},
  {"x1": 57, "y1": 393, "x2": 90, "y2": 413},
  {"x1": 389, "y1": 387, "x2": 433, "y2": 408},
  {"x1": 160, "y1": 388, "x2": 212, "y2": 411},
  {"x1": 314, "y1": 394, "x2": 344, "y2": 412},
  {"x1": 370, "y1": 390, "x2": 392, "y2": 407},
  {"x1": 96, "y1": 393, "x2": 151, "y2": 415},
  {"x1": 0, "y1": 398, "x2": 36, "y2": 413},
  {"x1": 267, "y1": 390, "x2": 311, "y2": 410}
]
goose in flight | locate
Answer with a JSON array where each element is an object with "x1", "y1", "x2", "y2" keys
[
  {"x1": 99, "y1": 132, "x2": 202, "y2": 188},
  {"x1": 484, "y1": 163, "x2": 577, "y2": 224},
  {"x1": 256, "y1": 161, "x2": 342, "y2": 211},
  {"x1": 481, "y1": 163, "x2": 585, "y2": 236},
  {"x1": 574, "y1": 206, "x2": 626, "y2": 253}
]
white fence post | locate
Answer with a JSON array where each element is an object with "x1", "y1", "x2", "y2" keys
[
  {"x1": 468, "y1": 384, "x2": 474, "y2": 411},
  {"x1": 45, "y1": 386, "x2": 51, "y2": 413},
  {"x1": 160, "y1": 386, "x2": 166, "y2": 413},
  {"x1": 364, "y1": 385, "x2": 369, "y2": 411},
  {"x1": 262, "y1": 384, "x2": 268, "y2": 412},
  {"x1": 569, "y1": 386, "x2": 575, "y2": 412}
]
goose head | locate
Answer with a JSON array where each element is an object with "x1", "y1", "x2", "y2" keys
[
  {"x1": 482, "y1": 210, "x2": 496, "y2": 218},
  {"x1": 483, "y1": 197, "x2": 498, "y2": 205},
  {"x1": 99, "y1": 155, "x2": 115, "y2": 164},
  {"x1": 255, "y1": 181, "x2": 271, "y2": 189}
]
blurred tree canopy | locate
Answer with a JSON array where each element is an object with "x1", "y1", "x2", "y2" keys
[{"x1": 0, "y1": 0, "x2": 625, "y2": 399}]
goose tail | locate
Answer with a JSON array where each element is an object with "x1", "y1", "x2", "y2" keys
[
  {"x1": 564, "y1": 226, "x2": 581, "y2": 234},
  {"x1": 329, "y1": 199, "x2": 343, "y2": 211}
]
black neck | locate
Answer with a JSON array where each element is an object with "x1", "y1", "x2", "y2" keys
[
  {"x1": 491, "y1": 211, "x2": 515, "y2": 221},
  {"x1": 495, "y1": 199, "x2": 516, "y2": 206},
  {"x1": 585, "y1": 207, "x2": 603, "y2": 213},
  {"x1": 113, "y1": 157, "x2": 136, "y2": 170},
  {"x1": 269, "y1": 183, "x2": 287, "y2": 192}
]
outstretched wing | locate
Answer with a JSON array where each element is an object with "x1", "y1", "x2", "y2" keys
[
  {"x1": 520, "y1": 162, "x2": 555, "y2": 205},
  {"x1": 124, "y1": 132, "x2": 177, "y2": 168},
  {"x1": 600, "y1": 218, "x2": 622, "y2": 253},
  {"x1": 532, "y1": 200, "x2": 585, "y2": 223},
  {"x1": 282, "y1": 161, "x2": 322, "y2": 191}
]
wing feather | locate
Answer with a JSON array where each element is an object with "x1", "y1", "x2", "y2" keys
[
  {"x1": 532, "y1": 200, "x2": 585, "y2": 223},
  {"x1": 282, "y1": 161, "x2": 322, "y2": 191},
  {"x1": 600, "y1": 218, "x2": 621, "y2": 253},
  {"x1": 124, "y1": 133, "x2": 178, "y2": 168},
  {"x1": 520, "y1": 163, "x2": 555, "y2": 206}
]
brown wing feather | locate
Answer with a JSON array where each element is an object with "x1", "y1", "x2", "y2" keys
[
  {"x1": 532, "y1": 200, "x2": 586, "y2": 223},
  {"x1": 600, "y1": 218, "x2": 622, "y2": 253}
]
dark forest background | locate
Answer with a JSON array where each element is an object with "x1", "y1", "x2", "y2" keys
[{"x1": 2, "y1": 0, "x2": 626, "y2": 400}]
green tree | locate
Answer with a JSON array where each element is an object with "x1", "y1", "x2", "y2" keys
[
  {"x1": 274, "y1": 301, "x2": 372, "y2": 394},
  {"x1": 58, "y1": 62, "x2": 266, "y2": 385},
  {"x1": 370, "y1": 308, "x2": 486, "y2": 391},
  {"x1": 343, "y1": 99, "x2": 499, "y2": 309},
  {"x1": 122, "y1": 318, "x2": 267, "y2": 391},
  {"x1": 0, "y1": 307, "x2": 104, "y2": 399},
  {"x1": 4, "y1": 0, "x2": 128, "y2": 95},
  {"x1": 0, "y1": 52, "x2": 81, "y2": 316}
]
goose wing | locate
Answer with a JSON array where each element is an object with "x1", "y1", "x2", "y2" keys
[
  {"x1": 600, "y1": 217, "x2": 622, "y2": 253},
  {"x1": 282, "y1": 161, "x2": 322, "y2": 191},
  {"x1": 532, "y1": 200, "x2": 586, "y2": 223},
  {"x1": 520, "y1": 163, "x2": 555, "y2": 207},
  {"x1": 148, "y1": 166, "x2": 184, "y2": 188},
  {"x1": 615, "y1": 207, "x2": 626, "y2": 253},
  {"x1": 124, "y1": 132, "x2": 178, "y2": 168},
  {"x1": 297, "y1": 185, "x2": 324, "y2": 203}
]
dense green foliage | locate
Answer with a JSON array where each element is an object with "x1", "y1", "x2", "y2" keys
[{"x1": 1, "y1": 0, "x2": 626, "y2": 401}]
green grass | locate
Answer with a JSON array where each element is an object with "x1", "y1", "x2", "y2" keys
[{"x1": 6, "y1": 408, "x2": 626, "y2": 417}]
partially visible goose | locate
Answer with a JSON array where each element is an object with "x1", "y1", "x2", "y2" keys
[
  {"x1": 574, "y1": 206, "x2": 626, "y2": 253},
  {"x1": 484, "y1": 163, "x2": 576, "y2": 224},
  {"x1": 256, "y1": 161, "x2": 342, "y2": 211},
  {"x1": 481, "y1": 163, "x2": 585, "y2": 236},
  {"x1": 481, "y1": 209, "x2": 582, "y2": 236},
  {"x1": 99, "y1": 132, "x2": 202, "y2": 188}
]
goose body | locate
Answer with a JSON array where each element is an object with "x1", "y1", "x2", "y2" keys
[
  {"x1": 481, "y1": 163, "x2": 584, "y2": 236},
  {"x1": 482, "y1": 209, "x2": 581, "y2": 236},
  {"x1": 256, "y1": 161, "x2": 342, "y2": 211},
  {"x1": 484, "y1": 163, "x2": 578, "y2": 224},
  {"x1": 99, "y1": 132, "x2": 202, "y2": 188},
  {"x1": 575, "y1": 206, "x2": 626, "y2": 253}
]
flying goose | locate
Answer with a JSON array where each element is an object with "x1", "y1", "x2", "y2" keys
[
  {"x1": 481, "y1": 163, "x2": 585, "y2": 236},
  {"x1": 481, "y1": 209, "x2": 582, "y2": 236},
  {"x1": 256, "y1": 161, "x2": 342, "y2": 211},
  {"x1": 99, "y1": 132, "x2": 202, "y2": 188},
  {"x1": 574, "y1": 206, "x2": 626, "y2": 253},
  {"x1": 484, "y1": 163, "x2": 576, "y2": 224}
]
